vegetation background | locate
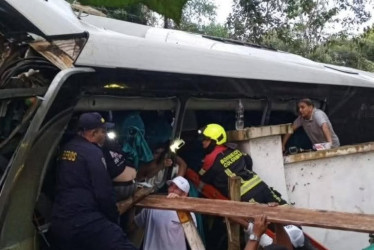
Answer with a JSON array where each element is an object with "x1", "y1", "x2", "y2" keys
[{"x1": 71, "y1": 0, "x2": 374, "y2": 72}]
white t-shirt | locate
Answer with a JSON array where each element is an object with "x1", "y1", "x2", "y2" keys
[{"x1": 134, "y1": 208, "x2": 197, "y2": 250}]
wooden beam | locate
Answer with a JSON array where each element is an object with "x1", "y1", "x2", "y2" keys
[
  {"x1": 177, "y1": 211, "x2": 205, "y2": 250},
  {"x1": 227, "y1": 123, "x2": 293, "y2": 141},
  {"x1": 136, "y1": 195, "x2": 374, "y2": 233},
  {"x1": 117, "y1": 187, "x2": 154, "y2": 215},
  {"x1": 30, "y1": 41, "x2": 74, "y2": 70},
  {"x1": 227, "y1": 177, "x2": 241, "y2": 250}
]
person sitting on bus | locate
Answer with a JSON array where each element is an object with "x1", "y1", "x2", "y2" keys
[{"x1": 282, "y1": 98, "x2": 340, "y2": 152}]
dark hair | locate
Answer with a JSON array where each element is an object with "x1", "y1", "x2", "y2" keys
[{"x1": 298, "y1": 98, "x2": 314, "y2": 107}]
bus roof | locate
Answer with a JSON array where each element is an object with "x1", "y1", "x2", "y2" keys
[{"x1": 3, "y1": 0, "x2": 374, "y2": 88}]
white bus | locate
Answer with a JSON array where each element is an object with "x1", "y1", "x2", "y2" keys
[{"x1": 1, "y1": 0, "x2": 374, "y2": 249}]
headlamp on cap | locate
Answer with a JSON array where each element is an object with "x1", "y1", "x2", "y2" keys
[{"x1": 107, "y1": 131, "x2": 117, "y2": 140}]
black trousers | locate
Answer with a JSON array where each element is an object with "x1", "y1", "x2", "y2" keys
[
  {"x1": 50, "y1": 216, "x2": 137, "y2": 250},
  {"x1": 242, "y1": 182, "x2": 288, "y2": 205}
]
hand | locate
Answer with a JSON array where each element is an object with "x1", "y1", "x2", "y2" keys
[
  {"x1": 252, "y1": 215, "x2": 268, "y2": 237},
  {"x1": 166, "y1": 193, "x2": 181, "y2": 199},
  {"x1": 164, "y1": 158, "x2": 173, "y2": 167},
  {"x1": 324, "y1": 142, "x2": 332, "y2": 149},
  {"x1": 267, "y1": 202, "x2": 279, "y2": 207},
  {"x1": 244, "y1": 222, "x2": 254, "y2": 234}
]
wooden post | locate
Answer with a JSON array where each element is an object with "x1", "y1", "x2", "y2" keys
[
  {"x1": 227, "y1": 177, "x2": 241, "y2": 250},
  {"x1": 177, "y1": 210, "x2": 205, "y2": 250}
]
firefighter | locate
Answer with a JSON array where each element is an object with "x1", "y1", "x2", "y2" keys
[{"x1": 198, "y1": 123, "x2": 287, "y2": 204}]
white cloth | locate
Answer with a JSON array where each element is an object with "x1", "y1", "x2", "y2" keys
[{"x1": 135, "y1": 208, "x2": 197, "y2": 250}]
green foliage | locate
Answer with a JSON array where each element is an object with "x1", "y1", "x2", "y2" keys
[
  {"x1": 178, "y1": 0, "x2": 229, "y2": 38},
  {"x1": 97, "y1": 4, "x2": 151, "y2": 24},
  {"x1": 312, "y1": 28, "x2": 374, "y2": 71},
  {"x1": 79, "y1": 0, "x2": 188, "y2": 24},
  {"x1": 227, "y1": 0, "x2": 374, "y2": 71},
  {"x1": 228, "y1": 0, "x2": 371, "y2": 45},
  {"x1": 202, "y1": 23, "x2": 230, "y2": 38},
  {"x1": 181, "y1": 0, "x2": 216, "y2": 26},
  {"x1": 227, "y1": 0, "x2": 284, "y2": 43}
]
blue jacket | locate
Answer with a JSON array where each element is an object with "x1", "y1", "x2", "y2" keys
[{"x1": 52, "y1": 136, "x2": 118, "y2": 224}]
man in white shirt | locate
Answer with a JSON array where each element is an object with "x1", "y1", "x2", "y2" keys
[{"x1": 134, "y1": 176, "x2": 196, "y2": 250}]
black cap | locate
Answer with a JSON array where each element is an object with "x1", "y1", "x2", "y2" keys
[{"x1": 78, "y1": 112, "x2": 114, "y2": 131}]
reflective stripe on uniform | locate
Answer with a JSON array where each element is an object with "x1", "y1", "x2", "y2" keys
[
  {"x1": 240, "y1": 175, "x2": 262, "y2": 196},
  {"x1": 199, "y1": 169, "x2": 206, "y2": 175},
  {"x1": 224, "y1": 169, "x2": 261, "y2": 196},
  {"x1": 224, "y1": 168, "x2": 237, "y2": 178}
]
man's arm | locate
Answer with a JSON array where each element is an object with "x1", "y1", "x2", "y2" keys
[
  {"x1": 175, "y1": 156, "x2": 187, "y2": 176},
  {"x1": 321, "y1": 123, "x2": 332, "y2": 144},
  {"x1": 86, "y1": 149, "x2": 119, "y2": 223},
  {"x1": 315, "y1": 110, "x2": 333, "y2": 146},
  {"x1": 133, "y1": 209, "x2": 148, "y2": 228},
  {"x1": 244, "y1": 215, "x2": 268, "y2": 250},
  {"x1": 282, "y1": 123, "x2": 299, "y2": 152}
]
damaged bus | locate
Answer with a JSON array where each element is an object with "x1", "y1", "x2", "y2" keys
[{"x1": 1, "y1": 0, "x2": 374, "y2": 249}]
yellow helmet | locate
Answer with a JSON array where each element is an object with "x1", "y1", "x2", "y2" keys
[{"x1": 198, "y1": 124, "x2": 227, "y2": 145}]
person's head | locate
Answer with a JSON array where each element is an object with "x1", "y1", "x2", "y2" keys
[
  {"x1": 166, "y1": 176, "x2": 190, "y2": 197},
  {"x1": 297, "y1": 98, "x2": 314, "y2": 119},
  {"x1": 198, "y1": 124, "x2": 227, "y2": 153},
  {"x1": 78, "y1": 112, "x2": 114, "y2": 146},
  {"x1": 284, "y1": 225, "x2": 305, "y2": 248}
]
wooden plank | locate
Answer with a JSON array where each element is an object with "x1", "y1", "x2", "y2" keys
[
  {"x1": 227, "y1": 177, "x2": 241, "y2": 250},
  {"x1": 136, "y1": 195, "x2": 374, "y2": 233},
  {"x1": 117, "y1": 187, "x2": 154, "y2": 215},
  {"x1": 227, "y1": 123, "x2": 293, "y2": 141},
  {"x1": 186, "y1": 169, "x2": 327, "y2": 250},
  {"x1": 30, "y1": 41, "x2": 74, "y2": 70},
  {"x1": 177, "y1": 211, "x2": 205, "y2": 250}
]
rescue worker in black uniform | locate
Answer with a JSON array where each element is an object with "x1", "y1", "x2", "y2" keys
[
  {"x1": 50, "y1": 112, "x2": 137, "y2": 250},
  {"x1": 102, "y1": 139, "x2": 137, "y2": 202},
  {"x1": 198, "y1": 123, "x2": 286, "y2": 204}
]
